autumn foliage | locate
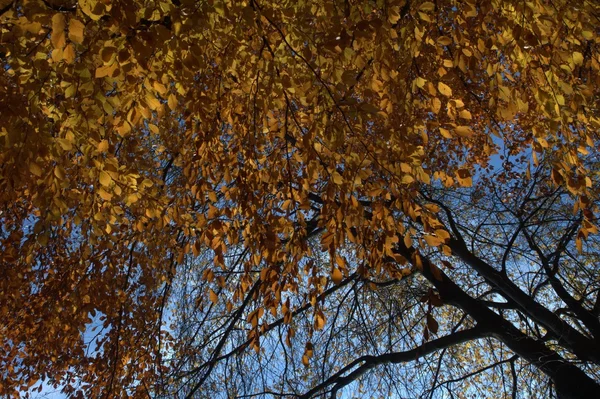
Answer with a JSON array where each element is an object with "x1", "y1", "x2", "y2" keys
[{"x1": 1, "y1": 0, "x2": 600, "y2": 397}]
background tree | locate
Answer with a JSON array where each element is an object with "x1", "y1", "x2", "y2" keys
[{"x1": 1, "y1": 0, "x2": 599, "y2": 398}]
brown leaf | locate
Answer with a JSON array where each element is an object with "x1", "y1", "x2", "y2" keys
[{"x1": 427, "y1": 314, "x2": 439, "y2": 334}]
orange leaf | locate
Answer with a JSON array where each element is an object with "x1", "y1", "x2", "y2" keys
[{"x1": 332, "y1": 268, "x2": 343, "y2": 285}]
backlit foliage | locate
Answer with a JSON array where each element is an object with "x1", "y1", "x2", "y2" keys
[{"x1": 1, "y1": 0, "x2": 600, "y2": 397}]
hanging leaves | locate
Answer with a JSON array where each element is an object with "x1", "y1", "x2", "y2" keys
[{"x1": 1, "y1": 0, "x2": 599, "y2": 397}]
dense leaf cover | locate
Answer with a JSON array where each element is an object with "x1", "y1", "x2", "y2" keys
[{"x1": 1, "y1": 0, "x2": 600, "y2": 397}]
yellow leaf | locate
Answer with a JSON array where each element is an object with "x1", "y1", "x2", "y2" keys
[
  {"x1": 439, "y1": 128, "x2": 452, "y2": 138},
  {"x1": 29, "y1": 162, "x2": 43, "y2": 177},
  {"x1": 247, "y1": 308, "x2": 263, "y2": 328},
  {"x1": 54, "y1": 166, "x2": 66, "y2": 180},
  {"x1": 208, "y1": 191, "x2": 217, "y2": 202},
  {"x1": 314, "y1": 312, "x2": 325, "y2": 330},
  {"x1": 97, "y1": 139, "x2": 109, "y2": 152},
  {"x1": 304, "y1": 342, "x2": 313, "y2": 359},
  {"x1": 98, "y1": 188, "x2": 112, "y2": 200},
  {"x1": 68, "y1": 18, "x2": 85, "y2": 44},
  {"x1": 573, "y1": 52, "x2": 584, "y2": 66},
  {"x1": 148, "y1": 124, "x2": 160, "y2": 134},
  {"x1": 56, "y1": 138, "x2": 73, "y2": 151},
  {"x1": 331, "y1": 171, "x2": 343, "y2": 185},
  {"x1": 437, "y1": 36, "x2": 452, "y2": 46},
  {"x1": 431, "y1": 97, "x2": 442, "y2": 114},
  {"x1": 438, "y1": 82, "x2": 453, "y2": 97},
  {"x1": 95, "y1": 63, "x2": 117, "y2": 78},
  {"x1": 419, "y1": 2, "x2": 435, "y2": 11},
  {"x1": 371, "y1": 79, "x2": 384, "y2": 92},
  {"x1": 168, "y1": 94, "x2": 178, "y2": 110},
  {"x1": 424, "y1": 235, "x2": 442, "y2": 247},
  {"x1": 415, "y1": 77, "x2": 426, "y2": 88},
  {"x1": 153, "y1": 81, "x2": 168, "y2": 95},
  {"x1": 434, "y1": 229, "x2": 450, "y2": 241},
  {"x1": 117, "y1": 121, "x2": 132, "y2": 137},
  {"x1": 192, "y1": 241, "x2": 200, "y2": 257},
  {"x1": 458, "y1": 109, "x2": 472, "y2": 120},
  {"x1": 208, "y1": 204, "x2": 218, "y2": 219},
  {"x1": 22, "y1": 21, "x2": 42, "y2": 35},
  {"x1": 63, "y1": 43, "x2": 76, "y2": 64},
  {"x1": 146, "y1": 93, "x2": 162, "y2": 110},
  {"x1": 418, "y1": 11, "x2": 431, "y2": 22},
  {"x1": 455, "y1": 126, "x2": 473, "y2": 138},
  {"x1": 51, "y1": 13, "x2": 66, "y2": 50},
  {"x1": 214, "y1": 3, "x2": 226, "y2": 16},
  {"x1": 451, "y1": 99, "x2": 465, "y2": 108},
  {"x1": 282, "y1": 199, "x2": 293, "y2": 211},
  {"x1": 302, "y1": 354, "x2": 310, "y2": 367},
  {"x1": 99, "y1": 171, "x2": 112, "y2": 187}
]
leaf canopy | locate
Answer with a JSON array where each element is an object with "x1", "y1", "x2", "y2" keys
[{"x1": 1, "y1": 0, "x2": 600, "y2": 397}]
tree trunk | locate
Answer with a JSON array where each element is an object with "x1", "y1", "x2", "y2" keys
[{"x1": 554, "y1": 366, "x2": 600, "y2": 399}]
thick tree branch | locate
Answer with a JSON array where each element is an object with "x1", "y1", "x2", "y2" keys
[
  {"x1": 446, "y1": 232, "x2": 600, "y2": 364},
  {"x1": 393, "y1": 240, "x2": 600, "y2": 399},
  {"x1": 304, "y1": 191, "x2": 600, "y2": 397},
  {"x1": 358, "y1": 190, "x2": 600, "y2": 363}
]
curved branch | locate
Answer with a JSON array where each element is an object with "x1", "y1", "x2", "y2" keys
[
  {"x1": 299, "y1": 327, "x2": 488, "y2": 399},
  {"x1": 428, "y1": 354, "x2": 519, "y2": 394}
]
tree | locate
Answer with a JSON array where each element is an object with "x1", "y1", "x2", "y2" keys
[{"x1": 1, "y1": 0, "x2": 599, "y2": 397}]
